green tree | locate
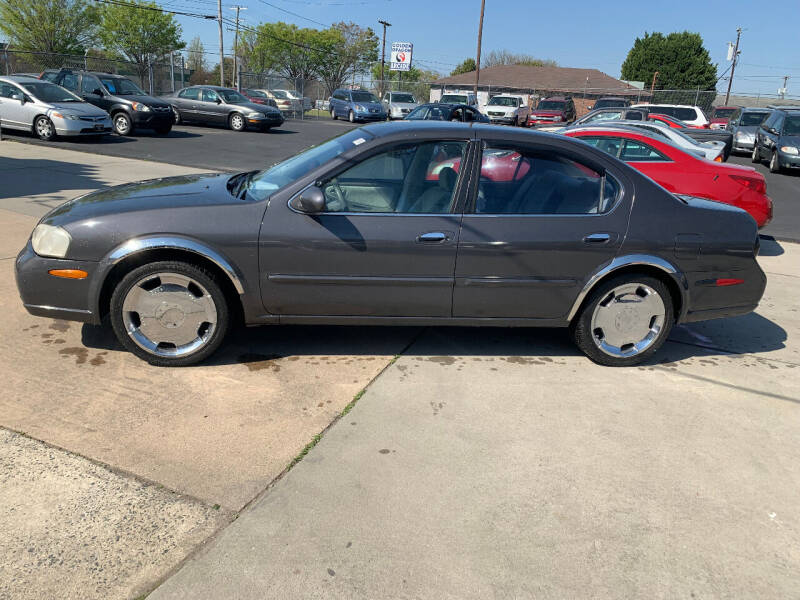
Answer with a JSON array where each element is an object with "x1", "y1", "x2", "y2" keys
[
  {"x1": 240, "y1": 22, "x2": 325, "y2": 82},
  {"x1": 186, "y1": 36, "x2": 207, "y2": 74},
  {"x1": 315, "y1": 22, "x2": 378, "y2": 95},
  {"x1": 208, "y1": 57, "x2": 235, "y2": 88},
  {"x1": 482, "y1": 49, "x2": 557, "y2": 68},
  {"x1": 621, "y1": 31, "x2": 717, "y2": 90},
  {"x1": 0, "y1": 0, "x2": 97, "y2": 54},
  {"x1": 451, "y1": 58, "x2": 476, "y2": 76},
  {"x1": 97, "y1": 0, "x2": 184, "y2": 84}
]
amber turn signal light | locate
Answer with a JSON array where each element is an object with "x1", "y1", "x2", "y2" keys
[{"x1": 48, "y1": 269, "x2": 88, "y2": 279}]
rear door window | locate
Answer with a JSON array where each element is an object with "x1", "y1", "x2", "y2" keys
[
  {"x1": 179, "y1": 88, "x2": 200, "y2": 100},
  {"x1": 620, "y1": 139, "x2": 670, "y2": 162}
]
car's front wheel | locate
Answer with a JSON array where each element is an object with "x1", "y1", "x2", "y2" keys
[
  {"x1": 769, "y1": 150, "x2": 782, "y2": 173},
  {"x1": 34, "y1": 116, "x2": 56, "y2": 141},
  {"x1": 110, "y1": 261, "x2": 229, "y2": 367},
  {"x1": 751, "y1": 144, "x2": 760, "y2": 163},
  {"x1": 331, "y1": 108, "x2": 337, "y2": 120},
  {"x1": 113, "y1": 112, "x2": 133, "y2": 136},
  {"x1": 229, "y1": 113, "x2": 246, "y2": 131},
  {"x1": 348, "y1": 110, "x2": 355, "y2": 123},
  {"x1": 571, "y1": 274, "x2": 674, "y2": 367},
  {"x1": 173, "y1": 109, "x2": 182, "y2": 125}
]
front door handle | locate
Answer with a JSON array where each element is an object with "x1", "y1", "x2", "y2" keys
[
  {"x1": 583, "y1": 233, "x2": 612, "y2": 244},
  {"x1": 417, "y1": 231, "x2": 449, "y2": 243}
]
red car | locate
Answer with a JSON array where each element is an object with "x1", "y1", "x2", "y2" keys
[
  {"x1": 565, "y1": 128, "x2": 772, "y2": 228},
  {"x1": 528, "y1": 96, "x2": 576, "y2": 126},
  {"x1": 710, "y1": 106, "x2": 740, "y2": 130},
  {"x1": 242, "y1": 89, "x2": 278, "y2": 108}
]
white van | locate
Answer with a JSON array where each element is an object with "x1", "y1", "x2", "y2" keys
[{"x1": 631, "y1": 103, "x2": 710, "y2": 128}]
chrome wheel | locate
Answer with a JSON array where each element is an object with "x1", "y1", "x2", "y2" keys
[
  {"x1": 589, "y1": 282, "x2": 666, "y2": 358},
  {"x1": 121, "y1": 272, "x2": 218, "y2": 358},
  {"x1": 35, "y1": 117, "x2": 54, "y2": 140},
  {"x1": 770, "y1": 151, "x2": 780, "y2": 173},
  {"x1": 230, "y1": 113, "x2": 245, "y2": 131},
  {"x1": 751, "y1": 145, "x2": 760, "y2": 163},
  {"x1": 114, "y1": 113, "x2": 131, "y2": 135}
]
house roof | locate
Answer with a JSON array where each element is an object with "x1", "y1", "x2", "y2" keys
[{"x1": 434, "y1": 65, "x2": 644, "y2": 96}]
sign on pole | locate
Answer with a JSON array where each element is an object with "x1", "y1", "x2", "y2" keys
[{"x1": 390, "y1": 42, "x2": 413, "y2": 72}]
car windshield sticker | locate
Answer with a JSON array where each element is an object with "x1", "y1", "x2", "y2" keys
[{"x1": 353, "y1": 137, "x2": 366, "y2": 146}]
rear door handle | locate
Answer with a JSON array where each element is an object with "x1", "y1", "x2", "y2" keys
[
  {"x1": 583, "y1": 233, "x2": 612, "y2": 244},
  {"x1": 417, "y1": 231, "x2": 449, "y2": 243}
]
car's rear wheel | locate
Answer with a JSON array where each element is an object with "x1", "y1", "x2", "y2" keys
[
  {"x1": 154, "y1": 124, "x2": 172, "y2": 135},
  {"x1": 113, "y1": 112, "x2": 133, "y2": 136},
  {"x1": 34, "y1": 116, "x2": 56, "y2": 141},
  {"x1": 769, "y1": 150, "x2": 781, "y2": 173},
  {"x1": 331, "y1": 108, "x2": 337, "y2": 120},
  {"x1": 229, "y1": 113, "x2": 246, "y2": 131},
  {"x1": 110, "y1": 261, "x2": 229, "y2": 367},
  {"x1": 572, "y1": 274, "x2": 674, "y2": 367},
  {"x1": 751, "y1": 144, "x2": 760, "y2": 163}
]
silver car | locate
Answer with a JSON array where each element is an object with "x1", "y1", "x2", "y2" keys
[
  {"x1": 729, "y1": 108, "x2": 771, "y2": 154},
  {"x1": 382, "y1": 91, "x2": 419, "y2": 120},
  {"x1": 0, "y1": 75, "x2": 112, "y2": 141}
]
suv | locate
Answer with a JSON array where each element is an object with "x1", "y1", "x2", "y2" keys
[
  {"x1": 438, "y1": 92, "x2": 478, "y2": 107},
  {"x1": 630, "y1": 103, "x2": 710, "y2": 128},
  {"x1": 528, "y1": 96, "x2": 576, "y2": 126},
  {"x1": 709, "y1": 105, "x2": 740, "y2": 130},
  {"x1": 752, "y1": 106, "x2": 800, "y2": 173},
  {"x1": 590, "y1": 97, "x2": 630, "y2": 110},
  {"x1": 484, "y1": 94, "x2": 529, "y2": 126},
  {"x1": 329, "y1": 88, "x2": 386, "y2": 122},
  {"x1": 382, "y1": 91, "x2": 420, "y2": 120},
  {"x1": 41, "y1": 69, "x2": 173, "y2": 135}
]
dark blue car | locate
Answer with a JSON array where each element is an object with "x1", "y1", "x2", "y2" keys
[{"x1": 329, "y1": 88, "x2": 386, "y2": 123}]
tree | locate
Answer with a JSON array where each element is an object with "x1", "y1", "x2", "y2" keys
[
  {"x1": 186, "y1": 36, "x2": 206, "y2": 74},
  {"x1": 482, "y1": 50, "x2": 557, "y2": 68},
  {"x1": 315, "y1": 22, "x2": 378, "y2": 95},
  {"x1": 451, "y1": 58, "x2": 476, "y2": 76},
  {"x1": 240, "y1": 22, "x2": 325, "y2": 82},
  {"x1": 0, "y1": 0, "x2": 97, "y2": 54},
  {"x1": 97, "y1": 0, "x2": 184, "y2": 84},
  {"x1": 621, "y1": 31, "x2": 717, "y2": 90},
  {"x1": 208, "y1": 57, "x2": 235, "y2": 88}
]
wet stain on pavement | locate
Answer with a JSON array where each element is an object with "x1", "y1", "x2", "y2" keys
[
  {"x1": 237, "y1": 353, "x2": 285, "y2": 372},
  {"x1": 378, "y1": 449, "x2": 391, "y2": 454},
  {"x1": 89, "y1": 352, "x2": 108, "y2": 366},
  {"x1": 59, "y1": 347, "x2": 88, "y2": 365},
  {"x1": 49, "y1": 320, "x2": 70, "y2": 333},
  {"x1": 327, "y1": 568, "x2": 335, "y2": 577},
  {"x1": 427, "y1": 356, "x2": 456, "y2": 366}
]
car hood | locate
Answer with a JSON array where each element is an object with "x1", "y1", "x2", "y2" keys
[
  {"x1": 531, "y1": 110, "x2": 564, "y2": 116},
  {"x1": 734, "y1": 125, "x2": 759, "y2": 135},
  {"x1": 391, "y1": 102, "x2": 418, "y2": 109},
  {"x1": 43, "y1": 173, "x2": 239, "y2": 225},
  {"x1": 117, "y1": 93, "x2": 172, "y2": 109},
  {"x1": 780, "y1": 135, "x2": 800, "y2": 146},
  {"x1": 234, "y1": 101, "x2": 281, "y2": 115},
  {"x1": 487, "y1": 106, "x2": 517, "y2": 113},
  {"x1": 49, "y1": 102, "x2": 108, "y2": 116}
]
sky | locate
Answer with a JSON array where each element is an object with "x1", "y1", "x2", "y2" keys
[{"x1": 163, "y1": 0, "x2": 799, "y2": 96}]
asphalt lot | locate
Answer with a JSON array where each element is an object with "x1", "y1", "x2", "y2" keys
[{"x1": 4, "y1": 118, "x2": 799, "y2": 242}]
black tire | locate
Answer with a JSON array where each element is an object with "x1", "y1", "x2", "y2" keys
[
  {"x1": 571, "y1": 274, "x2": 674, "y2": 367},
  {"x1": 154, "y1": 124, "x2": 172, "y2": 135},
  {"x1": 261, "y1": 125, "x2": 272, "y2": 132},
  {"x1": 229, "y1": 112, "x2": 246, "y2": 132},
  {"x1": 34, "y1": 116, "x2": 56, "y2": 141},
  {"x1": 348, "y1": 110, "x2": 355, "y2": 123},
  {"x1": 113, "y1": 112, "x2": 133, "y2": 136},
  {"x1": 751, "y1": 144, "x2": 760, "y2": 163},
  {"x1": 110, "y1": 261, "x2": 230, "y2": 367},
  {"x1": 769, "y1": 150, "x2": 781, "y2": 173},
  {"x1": 173, "y1": 109, "x2": 182, "y2": 125},
  {"x1": 331, "y1": 108, "x2": 337, "y2": 120}
]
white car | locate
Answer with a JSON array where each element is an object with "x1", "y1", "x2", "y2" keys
[
  {"x1": 630, "y1": 103, "x2": 710, "y2": 128},
  {"x1": 277, "y1": 89, "x2": 311, "y2": 111},
  {"x1": 382, "y1": 91, "x2": 419, "y2": 120},
  {"x1": 439, "y1": 92, "x2": 478, "y2": 108},
  {"x1": 484, "y1": 94, "x2": 529, "y2": 126}
]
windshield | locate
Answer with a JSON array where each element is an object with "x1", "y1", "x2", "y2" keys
[
  {"x1": 20, "y1": 81, "x2": 83, "y2": 103},
  {"x1": 406, "y1": 105, "x2": 450, "y2": 120},
  {"x1": 391, "y1": 93, "x2": 416, "y2": 103},
  {"x1": 280, "y1": 89, "x2": 300, "y2": 99},
  {"x1": 739, "y1": 112, "x2": 767, "y2": 127},
  {"x1": 246, "y1": 89, "x2": 267, "y2": 99},
  {"x1": 537, "y1": 100, "x2": 565, "y2": 110},
  {"x1": 593, "y1": 99, "x2": 625, "y2": 109},
  {"x1": 218, "y1": 89, "x2": 249, "y2": 103},
  {"x1": 712, "y1": 108, "x2": 738, "y2": 118},
  {"x1": 441, "y1": 94, "x2": 466, "y2": 103},
  {"x1": 351, "y1": 91, "x2": 378, "y2": 103},
  {"x1": 99, "y1": 77, "x2": 144, "y2": 95},
  {"x1": 784, "y1": 115, "x2": 800, "y2": 135},
  {"x1": 271, "y1": 90, "x2": 290, "y2": 99},
  {"x1": 488, "y1": 97, "x2": 518, "y2": 107},
  {"x1": 244, "y1": 129, "x2": 375, "y2": 200}
]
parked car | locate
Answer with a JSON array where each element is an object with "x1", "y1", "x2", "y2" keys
[
  {"x1": 329, "y1": 88, "x2": 386, "y2": 122},
  {"x1": 528, "y1": 96, "x2": 576, "y2": 126},
  {"x1": 16, "y1": 122, "x2": 766, "y2": 368},
  {"x1": 252, "y1": 89, "x2": 302, "y2": 117},
  {"x1": 569, "y1": 121, "x2": 726, "y2": 161},
  {"x1": 590, "y1": 97, "x2": 631, "y2": 110},
  {"x1": 752, "y1": 106, "x2": 800, "y2": 173},
  {"x1": 242, "y1": 89, "x2": 279, "y2": 109},
  {"x1": 631, "y1": 103, "x2": 710, "y2": 128},
  {"x1": 0, "y1": 75, "x2": 112, "y2": 140},
  {"x1": 565, "y1": 128, "x2": 771, "y2": 227},
  {"x1": 646, "y1": 113, "x2": 734, "y2": 159},
  {"x1": 382, "y1": 91, "x2": 420, "y2": 120},
  {"x1": 405, "y1": 103, "x2": 489, "y2": 123},
  {"x1": 41, "y1": 69, "x2": 173, "y2": 136},
  {"x1": 438, "y1": 92, "x2": 478, "y2": 107},
  {"x1": 728, "y1": 107, "x2": 771, "y2": 154},
  {"x1": 484, "y1": 94, "x2": 529, "y2": 126},
  {"x1": 277, "y1": 89, "x2": 311, "y2": 111},
  {"x1": 709, "y1": 106, "x2": 740, "y2": 130},
  {"x1": 165, "y1": 85, "x2": 284, "y2": 131},
  {"x1": 571, "y1": 107, "x2": 648, "y2": 127}
]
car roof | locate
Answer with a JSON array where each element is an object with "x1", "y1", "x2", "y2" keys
[
  {"x1": 741, "y1": 107, "x2": 771, "y2": 112},
  {"x1": 3, "y1": 75, "x2": 42, "y2": 82},
  {"x1": 632, "y1": 103, "x2": 698, "y2": 109},
  {"x1": 542, "y1": 96, "x2": 569, "y2": 101},
  {"x1": 767, "y1": 105, "x2": 800, "y2": 111}
]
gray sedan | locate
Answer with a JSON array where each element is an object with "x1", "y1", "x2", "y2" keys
[
  {"x1": 165, "y1": 85, "x2": 284, "y2": 132},
  {"x1": 729, "y1": 108, "x2": 771, "y2": 153},
  {"x1": 15, "y1": 122, "x2": 766, "y2": 367},
  {"x1": 0, "y1": 75, "x2": 112, "y2": 140}
]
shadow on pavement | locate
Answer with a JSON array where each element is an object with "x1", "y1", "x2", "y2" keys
[
  {"x1": 0, "y1": 156, "x2": 108, "y2": 199},
  {"x1": 758, "y1": 235, "x2": 784, "y2": 256}
]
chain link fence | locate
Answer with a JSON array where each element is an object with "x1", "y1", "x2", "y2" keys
[{"x1": 3, "y1": 50, "x2": 800, "y2": 122}]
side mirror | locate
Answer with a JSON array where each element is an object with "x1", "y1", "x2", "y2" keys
[
  {"x1": 91, "y1": 88, "x2": 104, "y2": 96},
  {"x1": 215, "y1": 98, "x2": 222, "y2": 104},
  {"x1": 10, "y1": 93, "x2": 24, "y2": 103},
  {"x1": 290, "y1": 186, "x2": 326, "y2": 214}
]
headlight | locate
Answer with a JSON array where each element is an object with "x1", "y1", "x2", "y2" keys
[
  {"x1": 31, "y1": 224, "x2": 71, "y2": 258},
  {"x1": 553, "y1": 116, "x2": 563, "y2": 121},
  {"x1": 354, "y1": 104, "x2": 365, "y2": 111},
  {"x1": 50, "y1": 112, "x2": 81, "y2": 121},
  {"x1": 130, "y1": 102, "x2": 151, "y2": 112},
  {"x1": 780, "y1": 146, "x2": 798, "y2": 155},
  {"x1": 247, "y1": 112, "x2": 264, "y2": 118}
]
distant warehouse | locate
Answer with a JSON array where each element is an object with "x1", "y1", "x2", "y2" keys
[{"x1": 431, "y1": 64, "x2": 649, "y2": 114}]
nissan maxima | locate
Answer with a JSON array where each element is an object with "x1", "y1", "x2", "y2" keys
[{"x1": 15, "y1": 122, "x2": 766, "y2": 367}]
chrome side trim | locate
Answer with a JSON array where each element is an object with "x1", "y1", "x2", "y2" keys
[
  {"x1": 566, "y1": 254, "x2": 679, "y2": 322},
  {"x1": 24, "y1": 304, "x2": 92, "y2": 316},
  {"x1": 107, "y1": 237, "x2": 245, "y2": 294}
]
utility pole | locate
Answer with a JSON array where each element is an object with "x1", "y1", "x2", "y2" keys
[
  {"x1": 378, "y1": 20, "x2": 391, "y2": 97},
  {"x1": 781, "y1": 75, "x2": 790, "y2": 99},
  {"x1": 230, "y1": 5, "x2": 246, "y2": 91},
  {"x1": 724, "y1": 27, "x2": 742, "y2": 105},
  {"x1": 650, "y1": 70, "x2": 658, "y2": 94},
  {"x1": 217, "y1": 0, "x2": 225, "y2": 86},
  {"x1": 474, "y1": 0, "x2": 485, "y2": 99}
]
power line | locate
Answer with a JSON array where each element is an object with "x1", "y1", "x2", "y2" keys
[
  {"x1": 92, "y1": 0, "x2": 217, "y2": 19},
  {"x1": 254, "y1": 0, "x2": 330, "y2": 27}
]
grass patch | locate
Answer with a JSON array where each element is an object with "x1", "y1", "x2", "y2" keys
[
  {"x1": 303, "y1": 109, "x2": 329, "y2": 118},
  {"x1": 288, "y1": 433, "x2": 323, "y2": 470}
]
